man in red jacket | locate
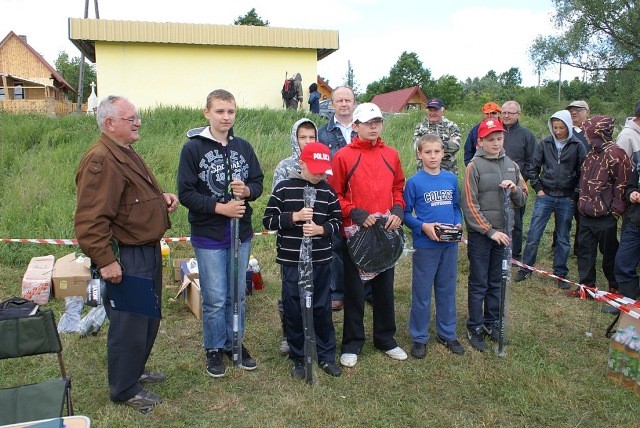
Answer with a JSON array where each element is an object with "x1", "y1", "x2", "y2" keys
[{"x1": 328, "y1": 102, "x2": 407, "y2": 368}]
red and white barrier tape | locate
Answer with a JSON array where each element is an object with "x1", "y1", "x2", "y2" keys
[{"x1": 0, "y1": 231, "x2": 277, "y2": 246}]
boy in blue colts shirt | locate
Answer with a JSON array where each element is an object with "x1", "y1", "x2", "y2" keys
[
  {"x1": 263, "y1": 142, "x2": 343, "y2": 379},
  {"x1": 404, "y1": 134, "x2": 465, "y2": 358}
]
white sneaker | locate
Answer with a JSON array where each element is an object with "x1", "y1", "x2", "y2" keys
[
  {"x1": 279, "y1": 338, "x2": 290, "y2": 355},
  {"x1": 384, "y1": 346, "x2": 408, "y2": 361},
  {"x1": 340, "y1": 353, "x2": 358, "y2": 367}
]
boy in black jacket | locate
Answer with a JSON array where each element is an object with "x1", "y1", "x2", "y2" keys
[
  {"x1": 514, "y1": 110, "x2": 587, "y2": 288},
  {"x1": 263, "y1": 142, "x2": 343, "y2": 379}
]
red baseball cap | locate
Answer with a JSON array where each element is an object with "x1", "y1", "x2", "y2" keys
[
  {"x1": 300, "y1": 142, "x2": 333, "y2": 175},
  {"x1": 478, "y1": 118, "x2": 506, "y2": 138}
]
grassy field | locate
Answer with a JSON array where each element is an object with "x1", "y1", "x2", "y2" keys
[{"x1": 0, "y1": 106, "x2": 638, "y2": 427}]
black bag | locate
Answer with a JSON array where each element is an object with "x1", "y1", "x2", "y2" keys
[
  {"x1": 0, "y1": 297, "x2": 38, "y2": 321},
  {"x1": 346, "y1": 218, "x2": 405, "y2": 275},
  {"x1": 281, "y1": 78, "x2": 296, "y2": 100}
]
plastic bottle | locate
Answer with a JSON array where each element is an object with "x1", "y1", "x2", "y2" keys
[
  {"x1": 249, "y1": 255, "x2": 264, "y2": 291},
  {"x1": 160, "y1": 239, "x2": 170, "y2": 268},
  {"x1": 607, "y1": 328, "x2": 627, "y2": 381},
  {"x1": 621, "y1": 335, "x2": 640, "y2": 389}
]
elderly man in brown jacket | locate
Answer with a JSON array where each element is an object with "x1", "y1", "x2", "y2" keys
[{"x1": 74, "y1": 95, "x2": 178, "y2": 413}]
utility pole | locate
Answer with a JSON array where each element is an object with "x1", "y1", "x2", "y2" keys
[
  {"x1": 76, "y1": 0, "x2": 100, "y2": 113},
  {"x1": 557, "y1": 62, "x2": 562, "y2": 103}
]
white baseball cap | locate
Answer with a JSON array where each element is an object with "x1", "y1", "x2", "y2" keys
[{"x1": 353, "y1": 103, "x2": 383, "y2": 123}]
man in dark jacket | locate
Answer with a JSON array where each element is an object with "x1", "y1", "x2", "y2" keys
[
  {"x1": 576, "y1": 116, "x2": 631, "y2": 311},
  {"x1": 318, "y1": 86, "x2": 357, "y2": 311},
  {"x1": 500, "y1": 101, "x2": 536, "y2": 262},
  {"x1": 514, "y1": 110, "x2": 587, "y2": 288},
  {"x1": 75, "y1": 95, "x2": 179, "y2": 412}
]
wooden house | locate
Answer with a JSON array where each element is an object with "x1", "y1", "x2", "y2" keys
[
  {"x1": 371, "y1": 86, "x2": 428, "y2": 113},
  {"x1": 317, "y1": 76, "x2": 333, "y2": 100},
  {"x1": 0, "y1": 31, "x2": 76, "y2": 116},
  {"x1": 69, "y1": 19, "x2": 339, "y2": 110}
]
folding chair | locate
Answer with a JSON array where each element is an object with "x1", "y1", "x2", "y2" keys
[{"x1": 0, "y1": 308, "x2": 73, "y2": 425}]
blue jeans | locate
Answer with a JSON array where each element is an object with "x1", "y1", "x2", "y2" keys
[
  {"x1": 409, "y1": 246, "x2": 458, "y2": 343},
  {"x1": 194, "y1": 241, "x2": 251, "y2": 350},
  {"x1": 522, "y1": 195, "x2": 574, "y2": 278},
  {"x1": 614, "y1": 224, "x2": 640, "y2": 298},
  {"x1": 466, "y1": 231, "x2": 503, "y2": 330}
]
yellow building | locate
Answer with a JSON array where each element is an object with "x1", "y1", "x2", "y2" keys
[{"x1": 68, "y1": 18, "x2": 339, "y2": 110}]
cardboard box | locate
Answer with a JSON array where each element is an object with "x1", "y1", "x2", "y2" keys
[
  {"x1": 52, "y1": 252, "x2": 91, "y2": 298},
  {"x1": 22, "y1": 255, "x2": 54, "y2": 305},
  {"x1": 175, "y1": 272, "x2": 202, "y2": 319},
  {"x1": 172, "y1": 258, "x2": 191, "y2": 282}
]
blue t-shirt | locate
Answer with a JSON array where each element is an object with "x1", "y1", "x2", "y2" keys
[{"x1": 403, "y1": 169, "x2": 461, "y2": 248}]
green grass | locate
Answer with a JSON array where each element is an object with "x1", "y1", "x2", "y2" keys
[{"x1": 0, "y1": 108, "x2": 638, "y2": 427}]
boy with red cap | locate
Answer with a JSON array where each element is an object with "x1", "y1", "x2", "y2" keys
[
  {"x1": 461, "y1": 118, "x2": 527, "y2": 352},
  {"x1": 263, "y1": 142, "x2": 343, "y2": 379}
]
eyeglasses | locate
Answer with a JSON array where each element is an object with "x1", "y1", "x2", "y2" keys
[
  {"x1": 487, "y1": 111, "x2": 501, "y2": 116},
  {"x1": 502, "y1": 111, "x2": 520, "y2": 116},
  {"x1": 112, "y1": 116, "x2": 142, "y2": 125},
  {"x1": 361, "y1": 118, "x2": 383, "y2": 126}
]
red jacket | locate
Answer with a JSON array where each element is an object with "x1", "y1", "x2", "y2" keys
[{"x1": 328, "y1": 136, "x2": 405, "y2": 231}]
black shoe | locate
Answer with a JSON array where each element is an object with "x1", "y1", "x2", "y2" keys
[
  {"x1": 291, "y1": 359, "x2": 305, "y2": 379},
  {"x1": 601, "y1": 305, "x2": 620, "y2": 315},
  {"x1": 206, "y1": 349, "x2": 226, "y2": 378},
  {"x1": 319, "y1": 361, "x2": 342, "y2": 377},
  {"x1": 557, "y1": 278, "x2": 570, "y2": 290},
  {"x1": 436, "y1": 335, "x2": 465, "y2": 355},
  {"x1": 410, "y1": 341, "x2": 426, "y2": 359},
  {"x1": 139, "y1": 370, "x2": 166, "y2": 385},
  {"x1": 225, "y1": 345, "x2": 258, "y2": 370},
  {"x1": 467, "y1": 327, "x2": 487, "y2": 352},
  {"x1": 484, "y1": 325, "x2": 509, "y2": 344},
  {"x1": 122, "y1": 389, "x2": 162, "y2": 413},
  {"x1": 514, "y1": 270, "x2": 531, "y2": 282}
]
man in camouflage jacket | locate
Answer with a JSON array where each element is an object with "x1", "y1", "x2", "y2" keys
[{"x1": 413, "y1": 98, "x2": 461, "y2": 174}]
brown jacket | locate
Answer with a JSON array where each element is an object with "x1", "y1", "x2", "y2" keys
[{"x1": 74, "y1": 134, "x2": 170, "y2": 268}]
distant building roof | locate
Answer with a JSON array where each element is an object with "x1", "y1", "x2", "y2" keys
[
  {"x1": 0, "y1": 31, "x2": 74, "y2": 92},
  {"x1": 68, "y1": 18, "x2": 339, "y2": 63},
  {"x1": 371, "y1": 86, "x2": 427, "y2": 113}
]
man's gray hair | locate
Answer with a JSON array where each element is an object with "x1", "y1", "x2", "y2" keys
[
  {"x1": 331, "y1": 86, "x2": 355, "y2": 101},
  {"x1": 96, "y1": 95, "x2": 127, "y2": 131},
  {"x1": 502, "y1": 100, "x2": 521, "y2": 112}
]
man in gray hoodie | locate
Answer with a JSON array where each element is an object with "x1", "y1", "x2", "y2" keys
[
  {"x1": 616, "y1": 101, "x2": 640, "y2": 166},
  {"x1": 514, "y1": 110, "x2": 587, "y2": 288}
]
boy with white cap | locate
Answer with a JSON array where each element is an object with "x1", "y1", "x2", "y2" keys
[{"x1": 328, "y1": 102, "x2": 408, "y2": 368}]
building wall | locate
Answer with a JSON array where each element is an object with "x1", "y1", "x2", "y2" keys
[
  {"x1": 95, "y1": 42, "x2": 319, "y2": 110},
  {"x1": 0, "y1": 35, "x2": 52, "y2": 81}
]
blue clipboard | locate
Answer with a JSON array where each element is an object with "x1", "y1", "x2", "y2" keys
[{"x1": 106, "y1": 274, "x2": 161, "y2": 319}]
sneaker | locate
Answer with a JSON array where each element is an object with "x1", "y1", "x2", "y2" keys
[
  {"x1": 139, "y1": 370, "x2": 166, "y2": 385},
  {"x1": 484, "y1": 325, "x2": 509, "y2": 345},
  {"x1": 384, "y1": 346, "x2": 408, "y2": 361},
  {"x1": 514, "y1": 270, "x2": 531, "y2": 282},
  {"x1": 122, "y1": 389, "x2": 162, "y2": 413},
  {"x1": 340, "y1": 353, "x2": 358, "y2": 367},
  {"x1": 225, "y1": 345, "x2": 258, "y2": 370},
  {"x1": 279, "y1": 337, "x2": 290, "y2": 355},
  {"x1": 557, "y1": 278, "x2": 570, "y2": 290},
  {"x1": 291, "y1": 359, "x2": 305, "y2": 379},
  {"x1": 319, "y1": 361, "x2": 342, "y2": 377},
  {"x1": 436, "y1": 335, "x2": 465, "y2": 355},
  {"x1": 467, "y1": 327, "x2": 487, "y2": 352},
  {"x1": 206, "y1": 349, "x2": 226, "y2": 378},
  {"x1": 410, "y1": 341, "x2": 426, "y2": 359},
  {"x1": 601, "y1": 305, "x2": 620, "y2": 315}
]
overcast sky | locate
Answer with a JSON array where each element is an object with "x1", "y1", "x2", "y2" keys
[{"x1": 1, "y1": 0, "x2": 581, "y2": 90}]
